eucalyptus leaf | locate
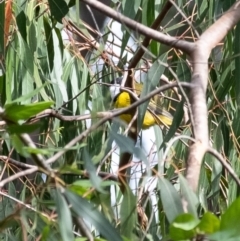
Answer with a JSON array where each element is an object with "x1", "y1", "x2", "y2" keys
[
  {"x1": 48, "y1": 0, "x2": 69, "y2": 23},
  {"x1": 4, "y1": 101, "x2": 54, "y2": 122},
  {"x1": 179, "y1": 174, "x2": 199, "y2": 218},
  {"x1": 159, "y1": 177, "x2": 184, "y2": 223},
  {"x1": 220, "y1": 197, "x2": 240, "y2": 235},
  {"x1": 197, "y1": 212, "x2": 220, "y2": 234},
  {"x1": 169, "y1": 213, "x2": 198, "y2": 240},
  {"x1": 110, "y1": 131, "x2": 148, "y2": 166},
  {"x1": 120, "y1": 187, "x2": 137, "y2": 239},
  {"x1": 54, "y1": 189, "x2": 74, "y2": 241},
  {"x1": 83, "y1": 148, "x2": 105, "y2": 193},
  {"x1": 64, "y1": 190, "x2": 123, "y2": 241},
  {"x1": 138, "y1": 55, "x2": 167, "y2": 129}
]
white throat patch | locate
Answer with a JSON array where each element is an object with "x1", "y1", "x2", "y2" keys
[{"x1": 110, "y1": 84, "x2": 120, "y2": 100}]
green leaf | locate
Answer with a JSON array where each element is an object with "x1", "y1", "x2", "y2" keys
[
  {"x1": 170, "y1": 213, "x2": 198, "y2": 240},
  {"x1": 120, "y1": 187, "x2": 137, "y2": 239},
  {"x1": 77, "y1": 62, "x2": 89, "y2": 115},
  {"x1": 70, "y1": 180, "x2": 94, "y2": 199},
  {"x1": 197, "y1": 212, "x2": 220, "y2": 234},
  {"x1": 122, "y1": 0, "x2": 140, "y2": 19},
  {"x1": 179, "y1": 174, "x2": 199, "y2": 218},
  {"x1": 16, "y1": 11, "x2": 27, "y2": 42},
  {"x1": 110, "y1": 131, "x2": 148, "y2": 167},
  {"x1": 138, "y1": 55, "x2": 167, "y2": 129},
  {"x1": 54, "y1": 189, "x2": 74, "y2": 241},
  {"x1": 11, "y1": 135, "x2": 30, "y2": 158},
  {"x1": 68, "y1": 0, "x2": 76, "y2": 8},
  {"x1": 176, "y1": 57, "x2": 191, "y2": 83},
  {"x1": 4, "y1": 101, "x2": 54, "y2": 122},
  {"x1": 48, "y1": 0, "x2": 69, "y2": 23},
  {"x1": 51, "y1": 28, "x2": 68, "y2": 108},
  {"x1": 10, "y1": 82, "x2": 49, "y2": 104},
  {"x1": 235, "y1": 23, "x2": 240, "y2": 107},
  {"x1": 162, "y1": 99, "x2": 184, "y2": 147},
  {"x1": 17, "y1": 32, "x2": 35, "y2": 102},
  {"x1": 208, "y1": 230, "x2": 240, "y2": 241},
  {"x1": 64, "y1": 190, "x2": 123, "y2": 241},
  {"x1": 24, "y1": 147, "x2": 53, "y2": 155},
  {"x1": 33, "y1": 64, "x2": 52, "y2": 102},
  {"x1": 83, "y1": 148, "x2": 105, "y2": 193},
  {"x1": 147, "y1": 0, "x2": 155, "y2": 26},
  {"x1": 153, "y1": 125, "x2": 164, "y2": 173},
  {"x1": 43, "y1": 17, "x2": 54, "y2": 72},
  {"x1": 5, "y1": 42, "x2": 15, "y2": 103},
  {"x1": 172, "y1": 214, "x2": 199, "y2": 230},
  {"x1": 28, "y1": 22, "x2": 37, "y2": 54},
  {"x1": 196, "y1": 0, "x2": 208, "y2": 19},
  {"x1": 7, "y1": 123, "x2": 39, "y2": 134},
  {"x1": 228, "y1": 150, "x2": 240, "y2": 205},
  {"x1": 158, "y1": 177, "x2": 184, "y2": 223},
  {"x1": 220, "y1": 197, "x2": 240, "y2": 236}
]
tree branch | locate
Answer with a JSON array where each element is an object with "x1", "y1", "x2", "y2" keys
[
  {"x1": 79, "y1": 0, "x2": 194, "y2": 55},
  {"x1": 186, "y1": 1, "x2": 240, "y2": 191}
]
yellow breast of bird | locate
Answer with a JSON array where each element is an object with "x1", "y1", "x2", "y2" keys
[
  {"x1": 114, "y1": 92, "x2": 133, "y2": 124},
  {"x1": 114, "y1": 92, "x2": 156, "y2": 128}
]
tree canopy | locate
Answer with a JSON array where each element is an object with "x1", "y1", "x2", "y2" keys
[{"x1": 0, "y1": 0, "x2": 240, "y2": 240}]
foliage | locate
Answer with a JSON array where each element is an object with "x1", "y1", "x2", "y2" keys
[{"x1": 0, "y1": 0, "x2": 239, "y2": 240}]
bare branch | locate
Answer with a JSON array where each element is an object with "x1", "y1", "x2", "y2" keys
[
  {"x1": 0, "y1": 190, "x2": 49, "y2": 216},
  {"x1": 0, "y1": 155, "x2": 35, "y2": 169},
  {"x1": 0, "y1": 166, "x2": 38, "y2": 188},
  {"x1": 79, "y1": 0, "x2": 194, "y2": 54},
  {"x1": 30, "y1": 109, "x2": 114, "y2": 122},
  {"x1": 169, "y1": 0, "x2": 200, "y2": 38}
]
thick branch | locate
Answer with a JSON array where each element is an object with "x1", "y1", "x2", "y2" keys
[
  {"x1": 186, "y1": 1, "x2": 240, "y2": 192},
  {"x1": 79, "y1": 0, "x2": 194, "y2": 55},
  {"x1": 200, "y1": 2, "x2": 240, "y2": 53}
]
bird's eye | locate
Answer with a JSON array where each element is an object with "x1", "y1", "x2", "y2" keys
[
  {"x1": 115, "y1": 77, "x2": 123, "y2": 85},
  {"x1": 111, "y1": 77, "x2": 123, "y2": 85}
]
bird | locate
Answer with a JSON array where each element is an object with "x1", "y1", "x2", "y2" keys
[{"x1": 110, "y1": 77, "x2": 173, "y2": 129}]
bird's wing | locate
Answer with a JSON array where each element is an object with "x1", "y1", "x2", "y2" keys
[{"x1": 148, "y1": 100, "x2": 173, "y2": 127}]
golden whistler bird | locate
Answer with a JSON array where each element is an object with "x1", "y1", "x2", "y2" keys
[{"x1": 110, "y1": 77, "x2": 173, "y2": 129}]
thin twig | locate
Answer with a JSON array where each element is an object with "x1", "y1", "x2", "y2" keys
[
  {"x1": 0, "y1": 155, "x2": 35, "y2": 169},
  {"x1": 126, "y1": 0, "x2": 173, "y2": 87},
  {"x1": 0, "y1": 166, "x2": 38, "y2": 188},
  {"x1": 168, "y1": 0, "x2": 200, "y2": 38},
  {"x1": 19, "y1": 134, "x2": 52, "y2": 172}
]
